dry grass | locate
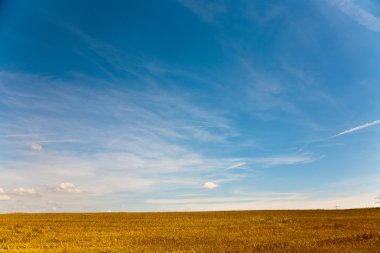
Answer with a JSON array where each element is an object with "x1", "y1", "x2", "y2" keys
[{"x1": 0, "y1": 208, "x2": 379, "y2": 252}]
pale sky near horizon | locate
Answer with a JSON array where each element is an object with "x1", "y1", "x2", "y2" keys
[{"x1": 1, "y1": 0, "x2": 380, "y2": 212}]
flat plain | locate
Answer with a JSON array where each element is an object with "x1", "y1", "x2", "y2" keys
[{"x1": 0, "y1": 208, "x2": 379, "y2": 252}]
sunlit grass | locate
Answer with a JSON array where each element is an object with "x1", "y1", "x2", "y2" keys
[{"x1": 1, "y1": 208, "x2": 379, "y2": 252}]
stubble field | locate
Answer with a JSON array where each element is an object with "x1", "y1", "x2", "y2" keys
[{"x1": 0, "y1": 208, "x2": 379, "y2": 252}]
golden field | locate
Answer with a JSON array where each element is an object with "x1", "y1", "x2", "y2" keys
[{"x1": 0, "y1": 208, "x2": 379, "y2": 252}]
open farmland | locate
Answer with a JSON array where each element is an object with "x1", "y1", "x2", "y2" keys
[{"x1": 0, "y1": 208, "x2": 379, "y2": 252}]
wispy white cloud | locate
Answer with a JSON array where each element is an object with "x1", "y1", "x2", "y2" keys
[
  {"x1": 147, "y1": 192, "x2": 306, "y2": 205},
  {"x1": 0, "y1": 142, "x2": 225, "y2": 195},
  {"x1": 177, "y1": 0, "x2": 226, "y2": 23},
  {"x1": 234, "y1": 58, "x2": 312, "y2": 121},
  {"x1": 223, "y1": 154, "x2": 316, "y2": 169},
  {"x1": 0, "y1": 64, "x2": 320, "y2": 212},
  {"x1": 0, "y1": 187, "x2": 11, "y2": 201},
  {"x1": 250, "y1": 154, "x2": 316, "y2": 167},
  {"x1": 39, "y1": 139, "x2": 80, "y2": 143},
  {"x1": 203, "y1": 181, "x2": 218, "y2": 189},
  {"x1": 227, "y1": 162, "x2": 246, "y2": 170},
  {"x1": 176, "y1": 193, "x2": 205, "y2": 197},
  {"x1": 0, "y1": 134, "x2": 40, "y2": 138},
  {"x1": 333, "y1": 0, "x2": 380, "y2": 33},
  {"x1": 245, "y1": 3, "x2": 285, "y2": 23},
  {"x1": 14, "y1": 187, "x2": 37, "y2": 195},
  {"x1": 0, "y1": 71, "x2": 232, "y2": 145},
  {"x1": 334, "y1": 119, "x2": 380, "y2": 137},
  {"x1": 56, "y1": 182, "x2": 83, "y2": 193}
]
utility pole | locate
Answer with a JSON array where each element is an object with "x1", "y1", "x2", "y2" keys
[{"x1": 335, "y1": 203, "x2": 339, "y2": 210}]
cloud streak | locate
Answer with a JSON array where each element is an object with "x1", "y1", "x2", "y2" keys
[
  {"x1": 147, "y1": 192, "x2": 306, "y2": 205},
  {"x1": 224, "y1": 154, "x2": 316, "y2": 170},
  {"x1": 227, "y1": 162, "x2": 246, "y2": 170},
  {"x1": 333, "y1": 0, "x2": 380, "y2": 33},
  {"x1": 251, "y1": 155, "x2": 316, "y2": 167},
  {"x1": 334, "y1": 119, "x2": 380, "y2": 137}
]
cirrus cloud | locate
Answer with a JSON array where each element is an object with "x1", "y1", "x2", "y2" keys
[{"x1": 332, "y1": 0, "x2": 380, "y2": 33}]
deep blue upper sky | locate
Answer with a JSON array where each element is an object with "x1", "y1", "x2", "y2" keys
[{"x1": 0, "y1": 0, "x2": 380, "y2": 212}]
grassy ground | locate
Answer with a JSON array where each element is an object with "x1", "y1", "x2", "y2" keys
[{"x1": 0, "y1": 208, "x2": 379, "y2": 252}]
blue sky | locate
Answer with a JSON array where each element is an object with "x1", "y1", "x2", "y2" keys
[{"x1": 0, "y1": 0, "x2": 380, "y2": 212}]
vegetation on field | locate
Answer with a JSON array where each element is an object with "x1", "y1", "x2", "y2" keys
[{"x1": 0, "y1": 208, "x2": 379, "y2": 252}]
